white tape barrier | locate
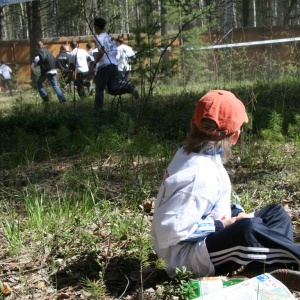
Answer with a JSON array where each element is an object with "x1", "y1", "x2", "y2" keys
[
  {"x1": 161, "y1": 36, "x2": 300, "y2": 52},
  {"x1": 195, "y1": 37, "x2": 300, "y2": 50}
]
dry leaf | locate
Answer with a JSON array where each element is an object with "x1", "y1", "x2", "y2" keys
[
  {"x1": 1, "y1": 282, "x2": 12, "y2": 295},
  {"x1": 37, "y1": 281, "x2": 46, "y2": 289}
]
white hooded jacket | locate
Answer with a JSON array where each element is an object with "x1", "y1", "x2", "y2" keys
[{"x1": 151, "y1": 147, "x2": 231, "y2": 277}]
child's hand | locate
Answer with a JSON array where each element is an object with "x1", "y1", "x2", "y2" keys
[
  {"x1": 221, "y1": 217, "x2": 237, "y2": 228},
  {"x1": 236, "y1": 212, "x2": 253, "y2": 219},
  {"x1": 221, "y1": 212, "x2": 253, "y2": 228}
]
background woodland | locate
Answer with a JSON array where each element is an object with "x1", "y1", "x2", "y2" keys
[{"x1": 1, "y1": 1, "x2": 300, "y2": 42}]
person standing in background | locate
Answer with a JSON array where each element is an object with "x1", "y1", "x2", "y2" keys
[
  {"x1": 33, "y1": 41, "x2": 66, "y2": 103},
  {"x1": 68, "y1": 40, "x2": 92, "y2": 99},
  {"x1": 115, "y1": 38, "x2": 136, "y2": 82},
  {"x1": 86, "y1": 42, "x2": 99, "y2": 61},
  {"x1": 0, "y1": 60, "x2": 13, "y2": 96},
  {"x1": 56, "y1": 44, "x2": 73, "y2": 92}
]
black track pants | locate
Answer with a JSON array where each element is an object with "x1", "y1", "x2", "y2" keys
[{"x1": 205, "y1": 204, "x2": 300, "y2": 275}]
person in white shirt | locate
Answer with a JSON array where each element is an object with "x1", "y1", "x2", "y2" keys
[
  {"x1": 85, "y1": 42, "x2": 98, "y2": 93},
  {"x1": 86, "y1": 42, "x2": 99, "y2": 62},
  {"x1": 68, "y1": 40, "x2": 92, "y2": 99},
  {"x1": 151, "y1": 90, "x2": 300, "y2": 291},
  {"x1": 93, "y1": 17, "x2": 139, "y2": 111},
  {"x1": 115, "y1": 38, "x2": 136, "y2": 81},
  {"x1": 0, "y1": 60, "x2": 13, "y2": 96}
]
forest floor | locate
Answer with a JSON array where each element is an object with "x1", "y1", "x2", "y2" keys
[
  {"x1": 1, "y1": 154, "x2": 300, "y2": 300},
  {"x1": 1, "y1": 92, "x2": 300, "y2": 299}
]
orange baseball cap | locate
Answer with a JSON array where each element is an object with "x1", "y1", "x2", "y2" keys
[{"x1": 191, "y1": 90, "x2": 248, "y2": 137}]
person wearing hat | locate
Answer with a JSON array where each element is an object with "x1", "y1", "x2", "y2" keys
[
  {"x1": 151, "y1": 90, "x2": 300, "y2": 290},
  {"x1": 33, "y1": 41, "x2": 66, "y2": 103},
  {"x1": 93, "y1": 17, "x2": 139, "y2": 111}
]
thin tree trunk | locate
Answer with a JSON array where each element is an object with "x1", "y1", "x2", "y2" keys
[
  {"x1": 242, "y1": 0, "x2": 250, "y2": 27},
  {"x1": 51, "y1": 0, "x2": 58, "y2": 37},
  {"x1": 161, "y1": 1, "x2": 167, "y2": 38},
  {"x1": 19, "y1": 3, "x2": 28, "y2": 39},
  {"x1": 253, "y1": 0, "x2": 257, "y2": 27},
  {"x1": 125, "y1": 0, "x2": 129, "y2": 33},
  {"x1": 223, "y1": 0, "x2": 232, "y2": 83},
  {"x1": 0, "y1": 6, "x2": 4, "y2": 40},
  {"x1": 273, "y1": 0, "x2": 277, "y2": 26},
  {"x1": 224, "y1": 0, "x2": 232, "y2": 43},
  {"x1": 232, "y1": 1, "x2": 237, "y2": 27}
]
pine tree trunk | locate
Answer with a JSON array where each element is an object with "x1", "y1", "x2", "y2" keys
[
  {"x1": 0, "y1": 6, "x2": 4, "y2": 40},
  {"x1": 26, "y1": 0, "x2": 42, "y2": 88}
]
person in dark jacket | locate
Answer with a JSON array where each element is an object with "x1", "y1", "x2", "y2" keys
[
  {"x1": 56, "y1": 44, "x2": 73, "y2": 92},
  {"x1": 33, "y1": 41, "x2": 66, "y2": 102}
]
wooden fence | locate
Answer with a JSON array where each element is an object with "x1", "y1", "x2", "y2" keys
[
  {"x1": 0, "y1": 36, "x2": 97, "y2": 88},
  {"x1": 1, "y1": 25, "x2": 300, "y2": 87}
]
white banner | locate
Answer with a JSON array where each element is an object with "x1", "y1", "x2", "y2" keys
[{"x1": 0, "y1": 0, "x2": 35, "y2": 5}]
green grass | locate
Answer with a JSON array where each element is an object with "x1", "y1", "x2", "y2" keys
[{"x1": 0, "y1": 79, "x2": 300, "y2": 299}]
